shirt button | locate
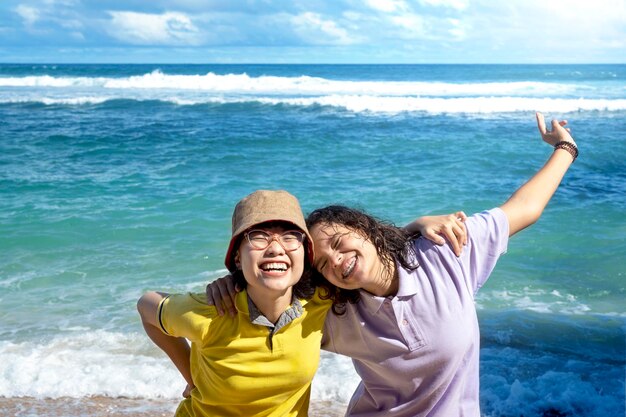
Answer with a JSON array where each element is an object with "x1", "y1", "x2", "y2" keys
[{"x1": 402, "y1": 319, "x2": 408, "y2": 326}]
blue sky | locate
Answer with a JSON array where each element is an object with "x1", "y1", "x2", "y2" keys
[{"x1": 1, "y1": 0, "x2": 624, "y2": 63}]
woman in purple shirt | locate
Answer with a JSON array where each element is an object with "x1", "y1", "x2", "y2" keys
[{"x1": 208, "y1": 112, "x2": 578, "y2": 416}]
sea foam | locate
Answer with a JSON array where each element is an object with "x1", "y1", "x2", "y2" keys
[
  {"x1": 0, "y1": 331, "x2": 180, "y2": 398},
  {"x1": 0, "y1": 70, "x2": 588, "y2": 96},
  {"x1": 2, "y1": 95, "x2": 625, "y2": 114},
  {"x1": 2, "y1": 70, "x2": 623, "y2": 114},
  {"x1": 0, "y1": 329, "x2": 358, "y2": 402},
  {"x1": 1, "y1": 325, "x2": 621, "y2": 417}
]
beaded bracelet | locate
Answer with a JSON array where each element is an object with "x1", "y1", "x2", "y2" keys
[{"x1": 554, "y1": 141, "x2": 578, "y2": 161}]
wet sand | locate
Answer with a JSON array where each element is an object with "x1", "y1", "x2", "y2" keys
[{"x1": 0, "y1": 396, "x2": 346, "y2": 417}]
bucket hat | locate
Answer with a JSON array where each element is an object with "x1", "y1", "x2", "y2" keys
[{"x1": 224, "y1": 190, "x2": 314, "y2": 272}]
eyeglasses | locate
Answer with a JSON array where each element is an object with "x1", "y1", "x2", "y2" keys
[{"x1": 245, "y1": 229, "x2": 305, "y2": 252}]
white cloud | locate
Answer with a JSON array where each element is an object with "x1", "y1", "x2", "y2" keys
[
  {"x1": 389, "y1": 13, "x2": 428, "y2": 38},
  {"x1": 42, "y1": 0, "x2": 79, "y2": 5},
  {"x1": 469, "y1": 0, "x2": 626, "y2": 53},
  {"x1": 4, "y1": 0, "x2": 625, "y2": 62},
  {"x1": 343, "y1": 11, "x2": 363, "y2": 21},
  {"x1": 446, "y1": 18, "x2": 466, "y2": 39},
  {"x1": 419, "y1": 0, "x2": 469, "y2": 11},
  {"x1": 107, "y1": 11, "x2": 200, "y2": 45},
  {"x1": 364, "y1": 0, "x2": 409, "y2": 13},
  {"x1": 291, "y1": 12, "x2": 356, "y2": 45},
  {"x1": 59, "y1": 19, "x2": 83, "y2": 30},
  {"x1": 15, "y1": 5, "x2": 41, "y2": 26},
  {"x1": 70, "y1": 31, "x2": 85, "y2": 40}
]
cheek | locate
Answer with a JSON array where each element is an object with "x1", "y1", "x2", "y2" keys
[
  {"x1": 237, "y1": 246, "x2": 257, "y2": 274},
  {"x1": 291, "y1": 250, "x2": 306, "y2": 277}
]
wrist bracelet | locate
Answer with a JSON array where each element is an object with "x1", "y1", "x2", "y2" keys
[{"x1": 554, "y1": 141, "x2": 578, "y2": 161}]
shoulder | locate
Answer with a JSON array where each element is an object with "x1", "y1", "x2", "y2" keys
[
  {"x1": 464, "y1": 208, "x2": 509, "y2": 257},
  {"x1": 412, "y1": 234, "x2": 457, "y2": 266},
  {"x1": 162, "y1": 292, "x2": 220, "y2": 319},
  {"x1": 301, "y1": 288, "x2": 333, "y2": 311},
  {"x1": 465, "y1": 208, "x2": 509, "y2": 237},
  {"x1": 160, "y1": 292, "x2": 238, "y2": 342},
  {"x1": 293, "y1": 288, "x2": 333, "y2": 332}
]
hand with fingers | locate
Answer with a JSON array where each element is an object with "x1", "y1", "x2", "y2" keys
[
  {"x1": 182, "y1": 383, "x2": 195, "y2": 398},
  {"x1": 536, "y1": 112, "x2": 577, "y2": 161},
  {"x1": 404, "y1": 211, "x2": 468, "y2": 257},
  {"x1": 205, "y1": 274, "x2": 240, "y2": 316},
  {"x1": 536, "y1": 112, "x2": 576, "y2": 147}
]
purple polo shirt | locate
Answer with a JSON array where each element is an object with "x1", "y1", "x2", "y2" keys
[{"x1": 322, "y1": 208, "x2": 509, "y2": 417}]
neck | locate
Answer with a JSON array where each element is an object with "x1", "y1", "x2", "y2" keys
[
  {"x1": 246, "y1": 287, "x2": 293, "y2": 323},
  {"x1": 364, "y1": 261, "x2": 398, "y2": 297}
]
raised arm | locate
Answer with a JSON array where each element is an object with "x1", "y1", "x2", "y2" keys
[
  {"x1": 137, "y1": 291, "x2": 194, "y2": 390},
  {"x1": 500, "y1": 112, "x2": 577, "y2": 236}
]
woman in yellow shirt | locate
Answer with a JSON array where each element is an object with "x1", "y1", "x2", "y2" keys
[{"x1": 137, "y1": 190, "x2": 332, "y2": 417}]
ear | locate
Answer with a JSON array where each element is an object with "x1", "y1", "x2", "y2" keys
[{"x1": 234, "y1": 251, "x2": 241, "y2": 269}]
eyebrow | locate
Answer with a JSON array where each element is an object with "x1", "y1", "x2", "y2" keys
[{"x1": 313, "y1": 232, "x2": 341, "y2": 271}]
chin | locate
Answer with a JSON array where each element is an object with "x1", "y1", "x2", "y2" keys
[{"x1": 262, "y1": 278, "x2": 297, "y2": 291}]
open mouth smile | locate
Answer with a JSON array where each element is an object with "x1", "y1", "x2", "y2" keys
[
  {"x1": 342, "y1": 256, "x2": 356, "y2": 278},
  {"x1": 260, "y1": 262, "x2": 289, "y2": 272}
]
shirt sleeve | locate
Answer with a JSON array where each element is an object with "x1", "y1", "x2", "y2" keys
[
  {"x1": 158, "y1": 292, "x2": 217, "y2": 342},
  {"x1": 460, "y1": 207, "x2": 509, "y2": 294}
]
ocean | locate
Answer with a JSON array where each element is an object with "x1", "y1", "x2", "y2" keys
[{"x1": 0, "y1": 63, "x2": 624, "y2": 417}]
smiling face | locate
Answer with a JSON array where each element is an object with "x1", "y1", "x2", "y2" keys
[
  {"x1": 310, "y1": 222, "x2": 387, "y2": 295},
  {"x1": 235, "y1": 224, "x2": 305, "y2": 299}
]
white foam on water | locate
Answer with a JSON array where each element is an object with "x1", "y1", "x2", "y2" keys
[
  {"x1": 0, "y1": 328, "x2": 357, "y2": 405},
  {"x1": 312, "y1": 351, "x2": 359, "y2": 403},
  {"x1": 477, "y1": 287, "x2": 613, "y2": 316},
  {"x1": 0, "y1": 71, "x2": 581, "y2": 96},
  {"x1": 0, "y1": 75, "x2": 107, "y2": 88},
  {"x1": 480, "y1": 348, "x2": 624, "y2": 417},
  {"x1": 1, "y1": 71, "x2": 622, "y2": 113},
  {"x1": 255, "y1": 95, "x2": 626, "y2": 114},
  {"x1": 0, "y1": 330, "x2": 181, "y2": 398},
  {"x1": 2, "y1": 94, "x2": 625, "y2": 115},
  {"x1": 0, "y1": 323, "x2": 621, "y2": 415},
  {"x1": 0, "y1": 96, "x2": 116, "y2": 105}
]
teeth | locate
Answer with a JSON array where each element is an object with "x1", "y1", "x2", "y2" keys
[
  {"x1": 261, "y1": 262, "x2": 288, "y2": 271},
  {"x1": 342, "y1": 257, "x2": 356, "y2": 278}
]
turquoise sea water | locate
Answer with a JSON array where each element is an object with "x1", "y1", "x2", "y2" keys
[{"x1": 0, "y1": 64, "x2": 625, "y2": 416}]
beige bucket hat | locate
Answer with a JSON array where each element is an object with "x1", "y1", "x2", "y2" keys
[{"x1": 224, "y1": 190, "x2": 314, "y2": 272}]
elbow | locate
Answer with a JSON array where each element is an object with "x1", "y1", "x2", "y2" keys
[
  {"x1": 137, "y1": 291, "x2": 158, "y2": 320},
  {"x1": 137, "y1": 292, "x2": 147, "y2": 319},
  {"x1": 516, "y1": 206, "x2": 543, "y2": 234},
  {"x1": 527, "y1": 204, "x2": 545, "y2": 226}
]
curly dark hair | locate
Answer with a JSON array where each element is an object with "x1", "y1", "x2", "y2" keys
[{"x1": 306, "y1": 205, "x2": 419, "y2": 315}]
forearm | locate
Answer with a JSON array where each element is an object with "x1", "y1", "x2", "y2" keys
[
  {"x1": 501, "y1": 148, "x2": 573, "y2": 236},
  {"x1": 142, "y1": 320, "x2": 193, "y2": 386}
]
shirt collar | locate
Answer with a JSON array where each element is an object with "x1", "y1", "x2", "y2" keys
[
  {"x1": 396, "y1": 264, "x2": 419, "y2": 297},
  {"x1": 359, "y1": 263, "x2": 419, "y2": 315},
  {"x1": 246, "y1": 292, "x2": 303, "y2": 332}
]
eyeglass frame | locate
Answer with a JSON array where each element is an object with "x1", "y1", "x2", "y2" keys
[{"x1": 244, "y1": 229, "x2": 306, "y2": 252}]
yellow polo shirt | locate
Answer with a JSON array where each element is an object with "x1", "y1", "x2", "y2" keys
[{"x1": 158, "y1": 288, "x2": 331, "y2": 417}]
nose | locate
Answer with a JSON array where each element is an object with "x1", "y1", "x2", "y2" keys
[
  {"x1": 330, "y1": 251, "x2": 342, "y2": 268},
  {"x1": 265, "y1": 237, "x2": 286, "y2": 255}
]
